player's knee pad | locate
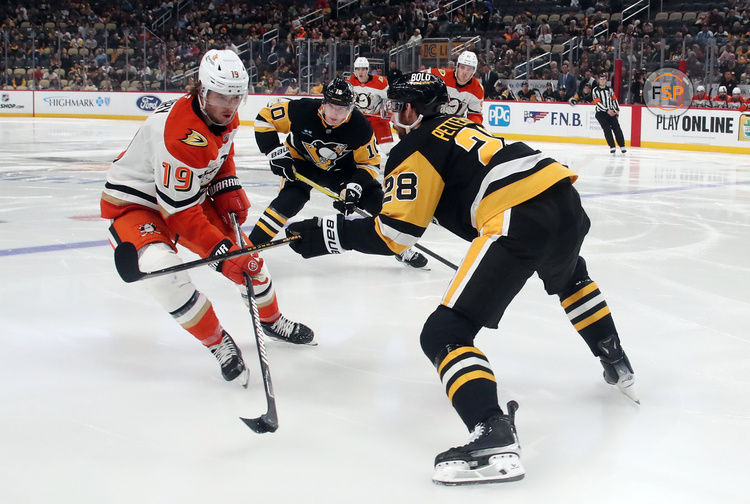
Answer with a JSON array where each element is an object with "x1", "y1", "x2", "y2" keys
[
  {"x1": 274, "y1": 184, "x2": 311, "y2": 217},
  {"x1": 138, "y1": 242, "x2": 198, "y2": 312},
  {"x1": 420, "y1": 305, "x2": 482, "y2": 367},
  {"x1": 557, "y1": 256, "x2": 591, "y2": 299}
]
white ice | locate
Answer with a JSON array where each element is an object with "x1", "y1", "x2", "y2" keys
[{"x1": 0, "y1": 117, "x2": 748, "y2": 504}]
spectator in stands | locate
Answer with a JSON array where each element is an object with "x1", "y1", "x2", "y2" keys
[
  {"x1": 558, "y1": 61, "x2": 577, "y2": 100},
  {"x1": 386, "y1": 60, "x2": 403, "y2": 83},
  {"x1": 480, "y1": 63, "x2": 499, "y2": 94},
  {"x1": 578, "y1": 68, "x2": 596, "y2": 97},
  {"x1": 695, "y1": 25, "x2": 714, "y2": 45}
]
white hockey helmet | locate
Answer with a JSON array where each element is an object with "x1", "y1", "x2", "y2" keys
[
  {"x1": 354, "y1": 57, "x2": 369, "y2": 69},
  {"x1": 732, "y1": 87, "x2": 741, "y2": 95},
  {"x1": 198, "y1": 49, "x2": 249, "y2": 98},
  {"x1": 456, "y1": 50, "x2": 478, "y2": 70},
  {"x1": 718, "y1": 85, "x2": 727, "y2": 93},
  {"x1": 696, "y1": 85, "x2": 705, "y2": 92}
]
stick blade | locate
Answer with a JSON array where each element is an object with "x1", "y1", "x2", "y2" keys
[
  {"x1": 113, "y1": 242, "x2": 144, "y2": 283},
  {"x1": 240, "y1": 415, "x2": 278, "y2": 433}
]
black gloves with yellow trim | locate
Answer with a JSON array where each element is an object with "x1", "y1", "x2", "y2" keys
[{"x1": 286, "y1": 215, "x2": 346, "y2": 259}]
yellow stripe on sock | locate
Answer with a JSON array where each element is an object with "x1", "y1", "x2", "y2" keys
[
  {"x1": 265, "y1": 208, "x2": 287, "y2": 224},
  {"x1": 561, "y1": 282, "x2": 599, "y2": 309},
  {"x1": 256, "y1": 221, "x2": 277, "y2": 237},
  {"x1": 438, "y1": 346, "x2": 486, "y2": 375},
  {"x1": 447, "y1": 370, "x2": 496, "y2": 402},
  {"x1": 573, "y1": 306, "x2": 611, "y2": 331}
]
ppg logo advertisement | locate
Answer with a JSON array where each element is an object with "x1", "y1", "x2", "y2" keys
[
  {"x1": 136, "y1": 95, "x2": 162, "y2": 111},
  {"x1": 488, "y1": 104, "x2": 511, "y2": 126}
]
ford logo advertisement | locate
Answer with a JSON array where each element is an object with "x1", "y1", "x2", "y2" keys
[{"x1": 136, "y1": 95, "x2": 162, "y2": 111}]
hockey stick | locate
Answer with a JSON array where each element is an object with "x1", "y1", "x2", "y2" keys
[
  {"x1": 294, "y1": 172, "x2": 459, "y2": 271},
  {"x1": 230, "y1": 213, "x2": 279, "y2": 434},
  {"x1": 113, "y1": 235, "x2": 300, "y2": 283}
]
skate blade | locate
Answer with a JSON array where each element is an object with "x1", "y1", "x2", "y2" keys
[
  {"x1": 397, "y1": 261, "x2": 431, "y2": 271},
  {"x1": 618, "y1": 380, "x2": 640, "y2": 404},
  {"x1": 433, "y1": 453, "x2": 525, "y2": 486},
  {"x1": 239, "y1": 368, "x2": 250, "y2": 389},
  {"x1": 265, "y1": 333, "x2": 318, "y2": 346}
]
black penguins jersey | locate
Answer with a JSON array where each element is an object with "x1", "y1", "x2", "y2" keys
[
  {"x1": 254, "y1": 97, "x2": 381, "y2": 181},
  {"x1": 341, "y1": 115, "x2": 578, "y2": 255}
]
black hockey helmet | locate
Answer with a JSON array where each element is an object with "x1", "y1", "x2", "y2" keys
[
  {"x1": 386, "y1": 71, "x2": 449, "y2": 119},
  {"x1": 322, "y1": 77, "x2": 355, "y2": 107}
]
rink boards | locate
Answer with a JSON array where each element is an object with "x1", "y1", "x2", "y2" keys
[{"x1": 1, "y1": 89, "x2": 748, "y2": 154}]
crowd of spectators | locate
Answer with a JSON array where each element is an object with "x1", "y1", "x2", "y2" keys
[{"x1": 2, "y1": 0, "x2": 749, "y2": 104}]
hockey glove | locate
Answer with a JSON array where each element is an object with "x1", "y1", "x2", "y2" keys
[
  {"x1": 209, "y1": 176, "x2": 251, "y2": 225},
  {"x1": 285, "y1": 215, "x2": 344, "y2": 258},
  {"x1": 332, "y1": 182, "x2": 363, "y2": 215},
  {"x1": 268, "y1": 145, "x2": 296, "y2": 181},
  {"x1": 211, "y1": 239, "x2": 264, "y2": 284}
]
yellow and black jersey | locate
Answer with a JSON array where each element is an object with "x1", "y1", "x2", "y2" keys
[
  {"x1": 341, "y1": 115, "x2": 577, "y2": 255},
  {"x1": 254, "y1": 97, "x2": 381, "y2": 181}
]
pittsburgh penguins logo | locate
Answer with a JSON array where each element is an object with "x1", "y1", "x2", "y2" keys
[
  {"x1": 302, "y1": 139, "x2": 349, "y2": 170},
  {"x1": 138, "y1": 223, "x2": 160, "y2": 236},
  {"x1": 180, "y1": 129, "x2": 208, "y2": 147}
]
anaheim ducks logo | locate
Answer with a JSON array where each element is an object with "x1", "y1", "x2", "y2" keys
[
  {"x1": 138, "y1": 223, "x2": 160, "y2": 236},
  {"x1": 180, "y1": 129, "x2": 208, "y2": 147},
  {"x1": 302, "y1": 139, "x2": 349, "y2": 170},
  {"x1": 355, "y1": 91, "x2": 382, "y2": 114}
]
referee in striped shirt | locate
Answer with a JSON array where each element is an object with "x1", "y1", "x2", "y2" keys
[{"x1": 593, "y1": 73, "x2": 627, "y2": 154}]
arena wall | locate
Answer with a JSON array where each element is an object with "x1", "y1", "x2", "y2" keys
[{"x1": 2, "y1": 90, "x2": 749, "y2": 154}]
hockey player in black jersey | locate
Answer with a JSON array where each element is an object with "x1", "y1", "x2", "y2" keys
[
  {"x1": 250, "y1": 77, "x2": 428, "y2": 268},
  {"x1": 285, "y1": 72, "x2": 638, "y2": 485}
]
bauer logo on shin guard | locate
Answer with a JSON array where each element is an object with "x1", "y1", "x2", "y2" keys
[{"x1": 321, "y1": 215, "x2": 342, "y2": 254}]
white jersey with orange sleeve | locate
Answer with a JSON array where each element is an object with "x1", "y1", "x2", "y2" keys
[
  {"x1": 727, "y1": 95, "x2": 747, "y2": 111},
  {"x1": 101, "y1": 94, "x2": 239, "y2": 256},
  {"x1": 346, "y1": 73, "x2": 389, "y2": 117},
  {"x1": 691, "y1": 93, "x2": 712, "y2": 108},
  {"x1": 429, "y1": 67, "x2": 484, "y2": 124},
  {"x1": 711, "y1": 94, "x2": 729, "y2": 109}
]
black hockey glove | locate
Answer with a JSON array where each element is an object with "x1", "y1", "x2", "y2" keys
[
  {"x1": 332, "y1": 182, "x2": 363, "y2": 215},
  {"x1": 286, "y1": 215, "x2": 345, "y2": 258},
  {"x1": 268, "y1": 145, "x2": 296, "y2": 181}
]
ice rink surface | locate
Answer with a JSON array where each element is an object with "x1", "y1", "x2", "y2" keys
[{"x1": 1, "y1": 117, "x2": 748, "y2": 503}]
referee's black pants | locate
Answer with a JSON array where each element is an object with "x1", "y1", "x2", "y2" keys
[{"x1": 595, "y1": 110, "x2": 625, "y2": 148}]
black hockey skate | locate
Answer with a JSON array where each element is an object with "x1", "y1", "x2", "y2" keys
[
  {"x1": 209, "y1": 331, "x2": 248, "y2": 385},
  {"x1": 261, "y1": 315, "x2": 315, "y2": 345},
  {"x1": 433, "y1": 401, "x2": 525, "y2": 485},
  {"x1": 598, "y1": 334, "x2": 639, "y2": 404},
  {"x1": 395, "y1": 248, "x2": 429, "y2": 269}
]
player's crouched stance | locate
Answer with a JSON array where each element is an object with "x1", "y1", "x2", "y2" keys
[
  {"x1": 284, "y1": 72, "x2": 637, "y2": 484},
  {"x1": 101, "y1": 50, "x2": 313, "y2": 384}
]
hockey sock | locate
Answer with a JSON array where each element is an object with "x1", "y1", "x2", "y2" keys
[
  {"x1": 559, "y1": 278, "x2": 619, "y2": 356},
  {"x1": 178, "y1": 299, "x2": 224, "y2": 347},
  {"x1": 249, "y1": 207, "x2": 287, "y2": 245},
  {"x1": 436, "y1": 345, "x2": 502, "y2": 429}
]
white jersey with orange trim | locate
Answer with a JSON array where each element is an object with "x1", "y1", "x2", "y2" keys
[
  {"x1": 429, "y1": 67, "x2": 484, "y2": 124},
  {"x1": 347, "y1": 73, "x2": 389, "y2": 116},
  {"x1": 102, "y1": 94, "x2": 239, "y2": 216}
]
